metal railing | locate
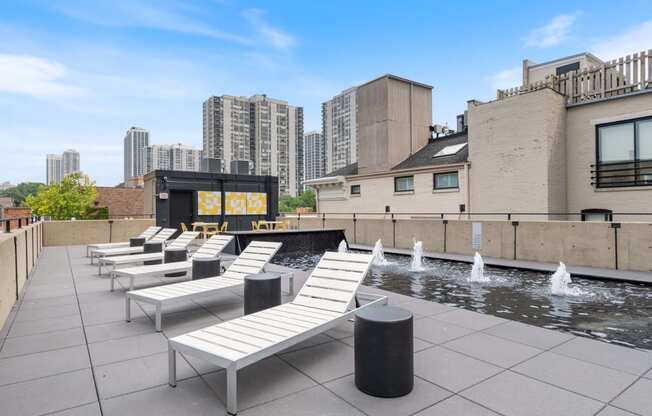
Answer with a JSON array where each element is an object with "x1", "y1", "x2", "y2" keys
[
  {"x1": 280, "y1": 211, "x2": 652, "y2": 222},
  {"x1": 591, "y1": 159, "x2": 652, "y2": 188},
  {"x1": 1, "y1": 216, "x2": 41, "y2": 233}
]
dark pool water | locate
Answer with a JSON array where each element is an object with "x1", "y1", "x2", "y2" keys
[{"x1": 272, "y1": 251, "x2": 652, "y2": 350}]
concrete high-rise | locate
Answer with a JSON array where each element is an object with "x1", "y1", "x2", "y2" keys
[
  {"x1": 202, "y1": 94, "x2": 304, "y2": 196},
  {"x1": 170, "y1": 144, "x2": 202, "y2": 172},
  {"x1": 62, "y1": 149, "x2": 80, "y2": 176},
  {"x1": 46, "y1": 154, "x2": 63, "y2": 184},
  {"x1": 322, "y1": 87, "x2": 358, "y2": 173},
  {"x1": 123, "y1": 127, "x2": 149, "y2": 182},
  {"x1": 144, "y1": 144, "x2": 172, "y2": 173},
  {"x1": 303, "y1": 131, "x2": 325, "y2": 186}
]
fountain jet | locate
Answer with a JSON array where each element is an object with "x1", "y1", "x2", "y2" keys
[
  {"x1": 371, "y1": 239, "x2": 391, "y2": 266},
  {"x1": 550, "y1": 262, "x2": 584, "y2": 296},
  {"x1": 409, "y1": 240, "x2": 426, "y2": 272},
  {"x1": 338, "y1": 240, "x2": 348, "y2": 253},
  {"x1": 468, "y1": 252, "x2": 490, "y2": 282}
]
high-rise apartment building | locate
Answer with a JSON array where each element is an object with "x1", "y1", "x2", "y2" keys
[
  {"x1": 170, "y1": 144, "x2": 202, "y2": 172},
  {"x1": 202, "y1": 94, "x2": 304, "y2": 196},
  {"x1": 322, "y1": 87, "x2": 358, "y2": 173},
  {"x1": 46, "y1": 154, "x2": 63, "y2": 184},
  {"x1": 303, "y1": 131, "x2": 325, "y2": 186},
  {"x1": 144, "y1": 143, "x2": 202, "y2": 174},
  {"x1": 123, "y1": 127, "x2": 149, "y2": 182},
  {"x1": 144, "y1": 144, "x2": 172, "y2": 173},
  {"x1": 62, "y1": 149, "x2": 80, "y2": 176}
]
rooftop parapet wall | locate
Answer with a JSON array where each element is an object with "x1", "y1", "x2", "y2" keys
[
  {"x1": 43, "y1": 219, "x2": 155, "y2": 246},
  {"x1": 281, "y1": 216, "x2": 652, "y2": 273},
  {"x1": 0, "y1": 221, "x2": 43, "y2": 333}
]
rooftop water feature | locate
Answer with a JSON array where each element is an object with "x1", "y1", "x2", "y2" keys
[
  {"x1": 468, "y1": 252, "x2": 490, "y2": 282},
  {"x1": 409, "y1": 240, "x2": 426, "y2": 272},
  {"x1": 338, "y1": 240, "x2": 348, "y2": 253},
  {"x1": 371, "y1": 239, "x2": 391, "y2": 266}
]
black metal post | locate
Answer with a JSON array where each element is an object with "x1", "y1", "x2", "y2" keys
[
  {"x1": 391, "y1": 214, "x2": 396, "y2": 248},
  {"x1": 353, "y1": 213, "x2": 357, "y2": 244},
  {"x1": 507, "y1": 213, "x2": 511, "y2": 221},
  {"x1": 297, "y1": 212, "x2": 301, "y2": 230},
  {"x1": 322, "y1": 213, "x2": 326, "y2": 229},
  {"x1": 18, "y1": 218, "x2": 22, "y2": 228},
  {"x1": 442, "y1": 220, "x2": 448, "y2": 252},
  {"x1": 611, "y1": 223, "x2": 621, "y2": 269},
  {"x1": 4, "y1": 220, "x2": 9, "y2": 233},
  {"x1": 512, "y1": 221, "x2": 519, "y2": 260},
  {"x1": 13, "y1": 236, "x2": 18, "y2": 300}
]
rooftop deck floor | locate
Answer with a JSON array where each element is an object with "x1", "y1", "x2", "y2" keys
[{"x1": 1, "y1": 246, "x2": 651, "y2": 416}]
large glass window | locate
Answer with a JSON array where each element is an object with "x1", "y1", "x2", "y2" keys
[
  {"x1": 596, "y1": 117, "x2": 652, "y2": 188},
  {"x1": 434, "y1": 172, "x2": 459, "y2": 189},
  {"x1": 394, "y1": 176, "x2": 414, "y2": 192}
]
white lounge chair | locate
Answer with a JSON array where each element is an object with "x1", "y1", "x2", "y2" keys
[
  {"x1": 97, "y1": 231, "x2": 201, "y2": 275},
  {"x1": 91, "y1": 228, "x2": 176, "y2": 264},
  {"x1": 168, "y1": 251, "x2": 386, "y2": 415},
  {"x1": 86, "y1": 226, "x2": 161, "y2": 257},
  {"x1": 126, "y1": 241, "x2": 286, "y2": 331},
  {"x1": 110, "y1": 235, "x2": 237, "y2": 291}
]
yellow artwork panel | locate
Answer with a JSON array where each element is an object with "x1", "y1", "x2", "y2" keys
[
  {"x1": 225, "y1": 192, "x2": 246, "y2": 215},
  {"x1": 197, "y1": 191, "x2": 221, "y2": 215},
  {"x1": 246, "y1": 192, "x2": 267, "y2": 215}
]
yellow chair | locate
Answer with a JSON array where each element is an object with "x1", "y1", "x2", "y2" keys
[
  {"x1": 180, "y1": 223, "x2": 188, "y2": 232},
  {"x1": 251, "y1": 221, "x2": 260, "y2": 231},
  {"x1": 220, "y1": 222, "x2": 229, "y2": 232}
]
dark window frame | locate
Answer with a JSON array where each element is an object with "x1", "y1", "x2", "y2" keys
[
  {"x1": 394, "y1": 175, "x2": 414, "y2": 192},
  {"x1": 595, "y1": 115, "x2": 652, "y2": 188},
  {"x1": 433, "y1": 171, "x2": 460, "y2": 190},
  {"x1": 350, "y1": 184, "x2": 360, "y2": 195}
]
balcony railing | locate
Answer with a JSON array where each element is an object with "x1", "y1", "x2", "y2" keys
[{"x1": 591, "y1": 159, "x2": 652, "y2": 188}]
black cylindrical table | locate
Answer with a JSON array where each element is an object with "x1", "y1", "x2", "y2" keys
[
  {"x1": 192, "y1": 257, "x2": 221, "y2": 280},
  {"x1": 130, "y1": 237, "x2": 146, "y2": 247},
  {"x1": 164, "y1": 247, "x2": 187, "y2": 277},
  {"x1": 354, "y1": 306, "x2": 413, "y2": 397},
  {"x1": 143, "y1": 242, "x2": 163, "y2": 265},
  {"x1": 244, "y1": 272, "x2": 281, "y2": 315}
]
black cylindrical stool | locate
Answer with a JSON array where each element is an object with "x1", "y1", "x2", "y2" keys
[
  {"x1": 355, "y1": 306, "x2": 413, "y2": 397},
  {"x1": 192, "y1": 257, "x2": 221, "y2": 280},
  {"x1": 164, "y1": 247, "x2": 187, "y2": 277},
  {"x1": 143, "y1": 242, "x2": 163, "y2": 265},
  {"x1": 244, "y1": 272, "x2": 281, "y2": 315},
  {"x1": 130, "y1": 237, "x2": 146, "y2": 247}
]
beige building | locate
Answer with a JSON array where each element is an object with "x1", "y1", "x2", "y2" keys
[{"x1": 308, "y1": 51, "x2": 652, "y2": 221}]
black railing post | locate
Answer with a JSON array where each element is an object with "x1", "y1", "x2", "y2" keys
[
  {"x1": 442, "y1": 219, "x2": 448, "y2": 252},
  {"x1": 4, "y1": 220, "x2": 10, "y2": 233},
  {"x1": 18, "y1": 218, "x2": 22, "y2": 228},
  {"x1": 322, "y1": 213, "x2": 326, "y2": 229},
  {"x1": 353, "y1": 213, "x2": 357, "y2": 244},
  {"x1": 611, "y1": 223, "x2": 621, "y2": 269},
  {"x1": 297, "y1": 212, "x2": 301, "y2": 230},
  {"x1": 512, "y1": 221, "x2": 519, "y2": 260},
  {"x1": 507, "y1": 213, "x2": 511, "y2": 221},
  {"x1": 391, "y1": 213, "x2": 396, "y2": 248}
]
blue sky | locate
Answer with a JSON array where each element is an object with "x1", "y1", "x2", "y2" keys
[{"x1": 2, "y1": 0, "x2": 652, "y2": 186}]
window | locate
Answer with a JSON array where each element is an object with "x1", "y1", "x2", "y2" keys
[
  {"x1": 595, "y1": 117, "x2": 652, "y2": 188},
  {"x1": 434, "y1": 172, "x2": 459, "y2": 189},
  {"x1": 433, "y1": 143, "x2": 467, "y2": 158},
  {"x1": 394, "y1": 176, "x2": 414, "y2": 192},
  {"x1": 350, "y1": 184, "x2": 360, "y2": 195}
]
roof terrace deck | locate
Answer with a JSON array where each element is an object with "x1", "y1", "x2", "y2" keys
[{"x1": 1, "y1": 245, "x2": 651, "y2": 416}]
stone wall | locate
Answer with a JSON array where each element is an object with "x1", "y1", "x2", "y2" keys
[
  {"x1": 282, "y1": 216, "x2": 652, "y2": 272},
  {"x1": 43, "y1": 219, "x2": 155, "y2": 246},
  {"x1": 0, "y1": 221, "x2": 43, "y2": 332}
]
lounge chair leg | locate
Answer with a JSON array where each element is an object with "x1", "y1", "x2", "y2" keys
[
  {"x1": 155, "y1": 304, "x2": 162, "y2": 332},
  {"x1": 226, "y1": 364, "x2": 238, "y2": 415},
  {"x1": 130, "y1": 277, "x2": 135, "y2": 291},
  {"x1": 125, "y1": 296, "x2": 131, "y2": 322},
  {"x1": 168, "y1": 347, "x2": 176, "y2": 387},
  {"x1": 90, "y1": 254, "x2": 94, "y2": 264},
  {"x1": 110, "y1": 273, "x2": 115, "y2": 292},
  {"x1": 98, "y1": 261, "x2": 102, "y2": 276}
]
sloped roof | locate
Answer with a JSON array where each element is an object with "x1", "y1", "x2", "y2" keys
[
  {"x1": 324, "y1": 162, "x2": 359, "y2": 177},
  {"x1": 392, "y1": 131, "x2": 468, "y2": 170}
]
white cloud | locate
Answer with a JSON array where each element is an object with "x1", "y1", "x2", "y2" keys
[
  {"x1": 0, "y1": 54, "x2": 85, "y2": 97},
  {"x1": 243, "y1": 8, "x2": 296, "y2": 50},
  {"x1": 488, "y1": 66, "x2": 521, "y2": 90},
  {"x1": 591, "y1": 20, "x2": 652, "y2": 60},
  {"x1": 54, "y1": 0, "x2": 251, "y2": 45},
  {"x1": 525, "y1": 14, "x2": 577, "y2": 48}
]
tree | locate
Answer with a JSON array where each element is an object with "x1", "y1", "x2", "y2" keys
[
  {"x1": 0, "y1": 182, "x2": 44, "y2": 206},
  {"x1": 279, "y1": 189, "x2": 316, "y2": 213},
  {"x1": 25, "y1": 173, "x2": 97, "y2": 220}
]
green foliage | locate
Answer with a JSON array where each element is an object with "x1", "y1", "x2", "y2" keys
[
  {"x1": 279, "y1": 189, "x2": 316, "y2": 213},
  {"x1": 83, "y1": 206, "x2": 109, "y2": 220},
  {"x1": 25, "y1": 173, "x2": 98, "y2": 220},
  {"x1": 0, "y1": 182, "x2": 44, "y2": 206}
]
